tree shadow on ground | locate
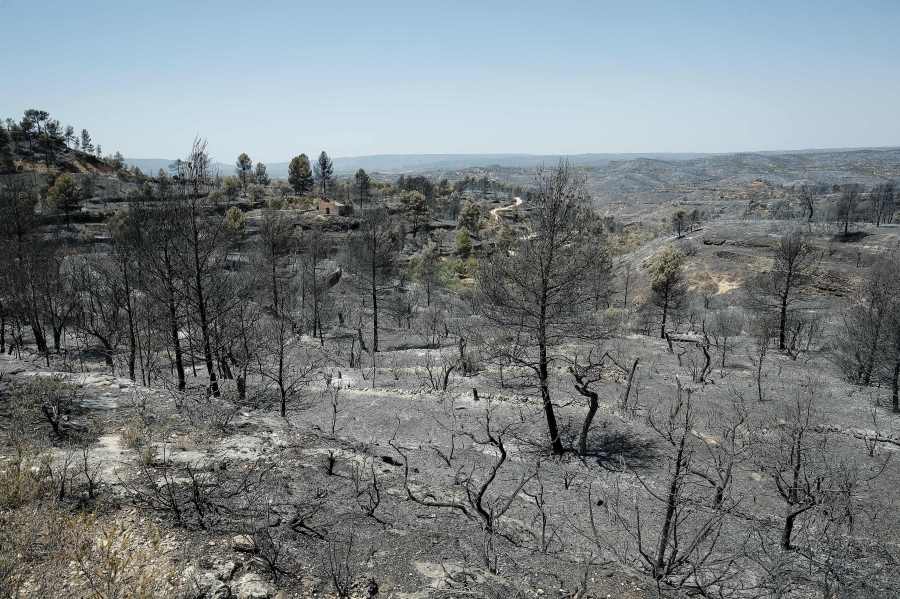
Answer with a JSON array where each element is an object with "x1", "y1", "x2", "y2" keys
[
  {"x1": 832, "y1": 231, "x2": 869, "y2": 243},
  {"x1": 583, "y1": 429, "x2": 657, "y2": 471}
]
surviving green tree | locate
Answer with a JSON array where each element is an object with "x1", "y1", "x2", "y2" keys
[
  {"x1": 648, "y1": 245, "x2": 688, "y2": 339},
  {"x1": 235, "y1": 153, "x2": 253, "y2": 191},
  {"x1": 255, "y1": 162, "x2": 270, "y2": 186},
  {"x1": 47, "y1": 174, "x2": 83, "y2": 228},
  {"x1": 314, "y1": 151, "x2": 334, "y2": 198},
  {"x1": 80, "y1": 129, "x2": 93, "y2": 153},
  {"x1": 288, "y1": 153, "x2": 314, "y2": 194}
]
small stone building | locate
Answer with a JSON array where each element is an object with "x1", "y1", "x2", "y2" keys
[{"x1": 317, "y1": 199, "x2": 352, "y2": 216}]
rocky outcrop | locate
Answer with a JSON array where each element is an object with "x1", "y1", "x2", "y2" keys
[
  {"x1": 232, "y1": 572, "x2": 275, "y2": 599},
  {"x1": 231, "y1": 534, "x2": 257, "y2": 553},
  {"x1": 183, "y1": 558, "x2": 276, "y2": 599}
]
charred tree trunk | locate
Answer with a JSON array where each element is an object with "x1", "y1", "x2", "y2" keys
[
  {"x1": 270, "y1": 247, "x2": 279, "y2": 312},
  {"x1": 892, "y1": 357, "x2": 900, "y2": 414},
  {"x1": 31, "y1": 320, "x2": 48, "y2": 354},
  {"x1": 577, "y1": 387, "x2": 598, "y2": 456},
  {"x1": 168, "y1": 290, "x2": 185, "y2": 390},
  {"x1": 219, "y1": 353, "x2": 233, "y2": 380},
  {"x1": 237, "y1": 373, "x2": 246, "y2": 401},
  {"x1": 190, "y1": 208, "x2": 219, "y2": 397},
  {"x1": 160, "y1": 247, "x2": 186, "y2": 390},
  {"x1": 123, "y1": 259, "x2": 137, "y2": 382},
  {"x1": 538, "y1": 326, "x2": 563, "y2": 454},
  {"x1": 278, "y1": 345, "x2": 286, "y2": 417},
  {"x1": 371, "y1": 260, "x2": 379, "y2": 353},
  {"x1": 52, "y1": 326, "x2": 63, "y2": 353},
  {"x1": 782, "y1": 509, "x2": 799, "y2": 550},
  {"x1": 861, "y1": 318, "x2": 883, "y2": 386},
  {"x1": 660, "y1": 294, "x2": 669, "y2": 339},
  {"x1": 102, "y1": 343, "x2": 114, "y2": 368},
  {"x1": 654, "y1": 428, "x2": 687, "y2": 579},
  {"x1": 621, "y1": 358, "x2": 639, "y2": 411},
  {"x1": 778, "y1": 295, "x2": 788, "y2": 351}
]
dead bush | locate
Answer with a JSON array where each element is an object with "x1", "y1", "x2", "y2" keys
[
  {"x1": 65, "y1": 512, "x2": 183, "y2": 599},
  {"x1": 0, "y1": 449, "x2": 53, "y2": 509},
  {"x1": 119, "y1": 447, "x2": 274, "y2": 529},
  {"x1": 0, "y1": 503, "x2": 70, "y2": 597},
  {"x1": 174, "y1": 386, "x2": 239, "y2": 432},
  {"x1": 325, "y1": 527, "x2": 360, "y2": 599},
  {"x1": 119, "y1": 416, "x2": 149, "y2": 450},
  {"x1": 417, "y1": 347, "x2": 459, "y2": 392},
  {"x1": 7, "y1": 376, "x2": 84, "y2": 442}
]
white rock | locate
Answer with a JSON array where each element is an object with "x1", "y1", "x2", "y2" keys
[
  {"x1": 215, "y1": 560, "x2": 238, "y2": 581},
  {"x1": 233, "y1": 572, "x2": 275, "y2": 599},
  {"x1": 231, "y1": 534, "x2": 257, "y2": 553},
  {"x1": 184, "y1": 566, "x2": 232, "y2": 598}
]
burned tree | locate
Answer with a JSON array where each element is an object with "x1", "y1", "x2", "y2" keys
[
  {"x1": 836, "y1": 184, "x2": 861, "y2": 237},
  {"x1": 708, "y1": 307, "x2": 744, "y2": 371},
  {"x1": 107, "y1": 210, "x2": 141, "y2": 380},
  {"x1": 257, "y1": 211, "x2": 295, "y2": 314},
  {"x1": 870, "y1": 182, "x2": 895, "y2": 227},
  {"x1": 601, "y1": 382, "x2": 744, "y2": 596},
  {"x1": 798, "y1": 184, "x2": 818, "y2": 223},
  {"x1": 299, "y1": 224, "x2": 332, "y2": 345},
  {"x1": 173, "y1": 138, "x2": 228, "y2": 396},
  {"x1": 71, "y1": 255, "x2": 126, "y2": 368},
  {"x1": 477, "y1": 162, "x2": 608, "y2": 454},
  {"x1": 131, "y1": 201, "x2": 188, "y2": 390},
  {"x1": 348, "y1": 206, "x2": 400, "y2": 353},
  {"x1": 569, "y1": 349, "x2": 629, "y2": 456},
  {"x1": 34, "y1": 243, "x2": 78, "y2": 354},
  {"x1": 255, "y1": 258, "x2": 320, "y2": 417},
  {"x1": 877, "y1": 253, "x2": 900, "y2": 412},
  {"x1": 0, "y1": 176, "x2": 50, "y2": 355},
  {"x1": 391, "y1": 411, "x2": 534, "y2": 573},
  {"x1": 746, "y1": 229, "x2": 818, "y2": 352},
  {"x1": 751, "y1": 379, "x2": 878, "y2": 551},
  {"x1": 832, "y1": 258, "x2": 893, "y2": 387}
]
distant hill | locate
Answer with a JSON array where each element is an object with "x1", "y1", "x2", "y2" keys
[
  {"x1": 125, "y1": 147, "x2": 900, "y2": 193},
  {"x1": 125, "y1": 152, "x2": 712, "y2": 179},
  {"x1": 327, "y1": 152, "x2": 710, "y2": 174},
  {"x1": 588, "y1": 148, "x2": 900, "y2": 194},
  {"x1": 121, "y1": 158, "x2": 175, "y2": 176}
]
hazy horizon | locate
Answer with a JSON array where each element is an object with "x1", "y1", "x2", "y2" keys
[
  {"x1": 124, "y1": 145, "x2": 900, "y2": 164},
  {"x1": 3, "y1": 1, "x2": 899, "y2": 162}
]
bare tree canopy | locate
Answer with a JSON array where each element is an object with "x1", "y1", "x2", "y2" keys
[
  {"x1": 746, "y1": 229, "x2": 818, "y2": 351},
  {"x1": 477, "y1": 162, "x2": 610, "y2": 454}
]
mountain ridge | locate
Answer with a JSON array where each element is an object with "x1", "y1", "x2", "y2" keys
[{"x1": 125, "y1": 146, "x2": 900, "y2": 180}]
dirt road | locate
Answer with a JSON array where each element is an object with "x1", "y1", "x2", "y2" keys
[{"x1": 490, "y1": 196, "x2": 522, "y2": 221}]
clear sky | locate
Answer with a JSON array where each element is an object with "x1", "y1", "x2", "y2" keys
[{"x1": 2, "y1": 0, "x2": 898, "y2": 162}]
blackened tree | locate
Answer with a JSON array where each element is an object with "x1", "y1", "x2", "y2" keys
[
  {"x1": 477, "y1": 163, "x2": 607, "y2": 454},
  {"x1": 354, "y1": 168, "x2": 370, "y2": 210},
  {"x1": 746, "y1": 229, "x2": 818, "y2": 351},
  {"x1": 349, "y1": 206, "x2": 400, "y2": 353}
]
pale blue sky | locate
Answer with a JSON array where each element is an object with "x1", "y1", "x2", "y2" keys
[{"x1": 2, "y1": 0, "x2": 898, "y2": 162}]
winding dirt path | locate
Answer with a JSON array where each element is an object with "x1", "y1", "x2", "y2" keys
[{"x1": 490, "y1": 196, "x2": 522, "y2": 221}]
